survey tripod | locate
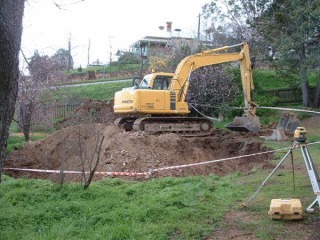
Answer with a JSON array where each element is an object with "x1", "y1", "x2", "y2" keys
[{"x1": 244, "y1": 127, "x2": 320, "y2": 213}]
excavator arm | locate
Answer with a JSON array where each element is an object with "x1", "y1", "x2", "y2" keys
[{"x1": 169, "y1": 42, "x2": 256, "y2": 116}]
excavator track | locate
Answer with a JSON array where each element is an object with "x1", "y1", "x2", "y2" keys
[{"x1": 115, "y1": 117, "x2": 212, "y2": 137}]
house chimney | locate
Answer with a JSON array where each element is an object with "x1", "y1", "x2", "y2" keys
[
  {"x1": 174, "y1": 28, "x2": 181, "y2": 37},
  {"x1": 166, "y1": 21, "x2": 172, "y2": 32}
]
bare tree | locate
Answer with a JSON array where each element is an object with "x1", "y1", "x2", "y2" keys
[
  {"x1": 0, "y1": 0, "x2": 25, "y2": 184},
  {"x1": 76, "y1": 124, "x2": 104, "y2": 189},
  {"x1": 16, "y1": 71, "x2": 46, "y2": 141},
  {"x1": 58, "y1": 138, "x2": 69, "y2": 186},
  {"x1": 16, "y1": 49, "x2": 71, "y2": 141}
]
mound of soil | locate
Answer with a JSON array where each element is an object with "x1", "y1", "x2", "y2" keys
[
  {"x1": 56, "y1": 99, "x2": 117, "y2": 129},
  {"x1": 15, "y1": 100, "x2": 319, "y2": 183},
  {"x1": 5, "y1": 122, "x2": 273, "y2": 183}
]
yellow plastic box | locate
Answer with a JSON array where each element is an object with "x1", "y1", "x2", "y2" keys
[{"x1": 268, "y1": 199, "x2": 304, "y2": 220}]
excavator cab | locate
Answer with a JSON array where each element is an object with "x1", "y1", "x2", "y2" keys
[
  {"x1": 139, "y1": 73, "x2": 172, "y2": 90},
  {"x1": 132, "y1": 76, "x2": 142, "y2": 88}
]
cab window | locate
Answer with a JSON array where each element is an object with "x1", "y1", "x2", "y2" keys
[
  {"x1": 140, "y1": 75, "x2": 152, "y2": 88},
  {"x1": 153, "y1": 76, "x2": 172, "y2": 90}
]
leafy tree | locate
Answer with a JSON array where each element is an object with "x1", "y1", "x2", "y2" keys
[
  {"x1": 201, "y1": 0, "x2": 275, "y2": 66},
  {"x1": 117, "y1": 52, "x2": 140, "y2": 64},
  {"x1": 255, "y1": 0, "x2": 320, "y2": 107},
  {"x1": 0, "y1": 0, "x2": 25, "y2": 184},
  {"x1": 202, "y1": 0, "x2": 271, "y2": 46},
  {"x1": 51, "y1": 48, "x2": 73, "y2": 71}
]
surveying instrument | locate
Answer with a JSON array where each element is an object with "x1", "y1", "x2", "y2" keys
[
  {"x1": 293, "y1": 127, "x2": 320, "y2": 213},
  {"x1": 243, "y1": 127, "x2": 320, "y2": 218}
]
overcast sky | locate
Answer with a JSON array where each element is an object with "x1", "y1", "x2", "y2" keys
[{"x1": 21, "y1": 0, "x2": 210, "y2": 68}]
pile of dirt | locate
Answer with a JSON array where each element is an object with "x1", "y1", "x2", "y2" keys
[
  {"x1": 5, "y1": 122, "x2": 274, "y2": 183},
  {"x1": 15, "y1": 100, "x2": 320, "y2": 183},
  {"x1": 56, "y1": 99, "x2": 117, "y2": 129}
]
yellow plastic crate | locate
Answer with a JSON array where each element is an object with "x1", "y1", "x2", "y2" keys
[{"x1": 268, "y1": 199, "x2": 304, "y2": 220}]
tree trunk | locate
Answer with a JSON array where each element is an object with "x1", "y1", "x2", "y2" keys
[
  {"x1": 18, "y1": 102, "x2": 34, "y2": 142},
  {"x1": 313, "y1": 53, "x2": 320, "y2": 108},
  {"x1": 84, "y1": 136, "x2": 104, "y2": 190},
  {"x1": 314, "y1": 79, "x2": 320, "y2": 108},
  {"x1": 0, "y1": 0, "x2": 25, "y2": 184},
  {"x1": 298, "y1": 44, "x2": 311, "y2": 107}
]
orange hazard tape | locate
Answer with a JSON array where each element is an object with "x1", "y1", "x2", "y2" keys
[
  {"x1": 94, "y1": 171, "x2": 149, "y2": 176},
  {"x1": 3, "y1": 168, "x2": 149, "y2": 177}
]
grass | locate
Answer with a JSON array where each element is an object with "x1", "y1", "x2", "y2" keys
[
  {"x1": 68, "y1": 64, "x2": 141, "y2": 75},
  {"x1": 235, "y1": 142, "x2": 320, "y2": 239},
  {"x1": 50, "y1": 81, "x2": 132, "y2": 102},
  {"x1": 0, "y1": 174, "x2": 246, "y2": 240},
  {"x1": 54, "y1": 77, "x2": 132, "y2": 86},
  {"x1": 253, "y1": 70, "x2": 286, "y2": 89},
  {"x1": 3, "y1": 126, "x2": 320, "y2": 239},
  {"x1": 1, "y1": 149, "x2": 320, "y2": 240},
  {"x1": 6, "y1": 134, "x2": 48, "y2": 154},
  {"x1": 3, "y1": 137, "x2": 320, "y2": 239},
  {"x1": 253, "y1": 69, "x2": 319, "y2": 89}
]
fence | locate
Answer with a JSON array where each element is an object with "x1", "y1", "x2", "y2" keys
[
  {"x1": 263, "y1": 88, "x2": 302, "y2": 103},
  {"x1": 51, "y1": 102, "x2": 81, "y2": 120},
  {"x1": 28, "y1": 102, "x2": 81, "y2": 131},
  {"x1": 262, "y1": 86, "x2": 316, "y2": 104}
]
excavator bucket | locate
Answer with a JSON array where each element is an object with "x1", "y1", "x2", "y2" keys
[
  {"x1": 226, "y1": 115, "x2": 261, "y2": 133},
  {"x1": 277, "y1": 112, "x2": 301, "y2": 133}
]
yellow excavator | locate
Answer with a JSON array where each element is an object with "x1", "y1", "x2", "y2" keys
[{"x1": 113, "y1": 42, "x2": 260, "y2": 136}]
